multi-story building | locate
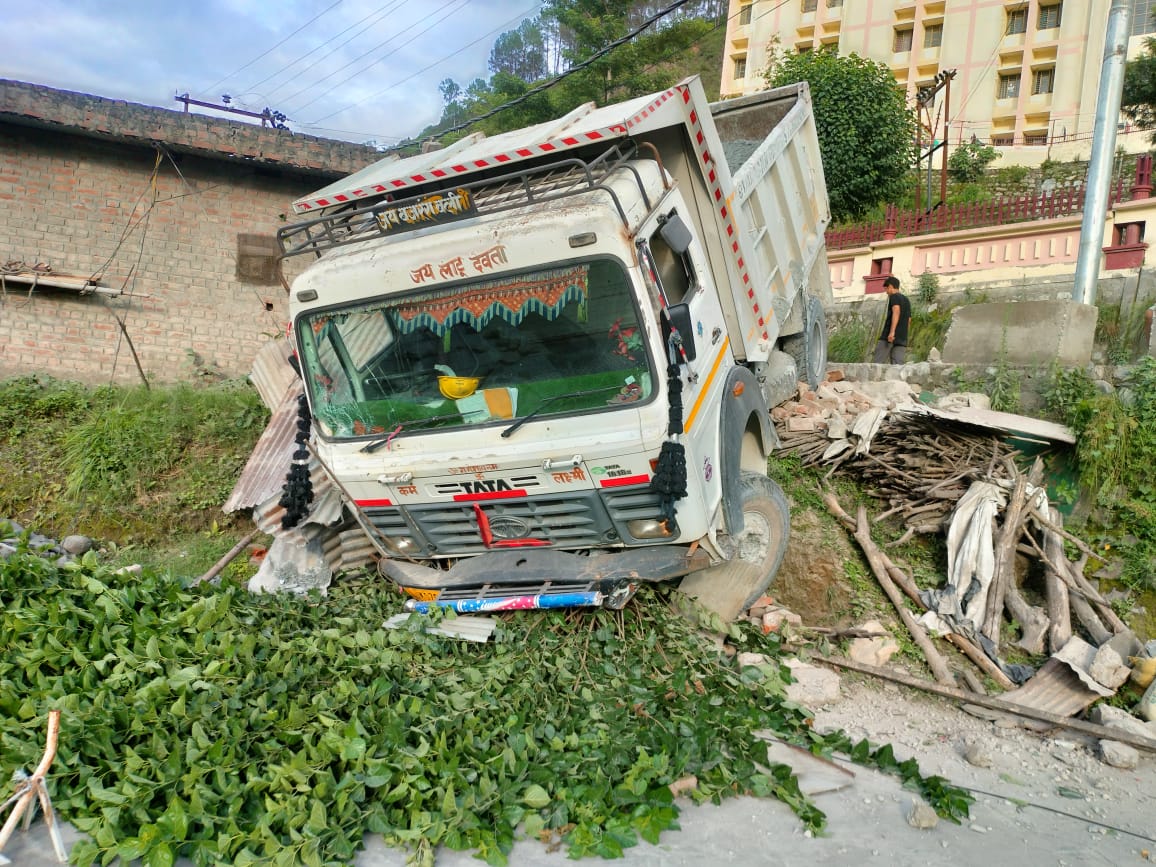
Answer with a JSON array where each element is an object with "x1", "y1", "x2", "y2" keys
[{"x1": 722, "y1": 0, "x2": 1155, "y2": 163}]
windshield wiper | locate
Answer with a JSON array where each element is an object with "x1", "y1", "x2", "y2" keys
[
  {"x1": 360, "y1": 413, "x2": 462, "y2": 453},
  {"x1": 501, "y1": 385, "x2": 622, "y2": 439}
]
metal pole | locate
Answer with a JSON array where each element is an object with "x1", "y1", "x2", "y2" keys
[
  {"x1": 1073, "y1": 0, "x2": 1132, "y2": 304},
  {"x1": 941, "y1": 75, "x2": 951, "y2": 204}
]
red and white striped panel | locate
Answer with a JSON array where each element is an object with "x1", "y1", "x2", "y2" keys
[
  {"x1": 296, "y1": 126, "x2": 630, "y2": 213},
  {"x1": 675, "y1": 85, "x2": 767, "y2": 342}
]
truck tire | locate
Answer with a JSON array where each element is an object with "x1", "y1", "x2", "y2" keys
[
  {"x1": 678, "y1": 471, "x2": 790, "y2": 620},
  {"x1": 781, "y1": 294, "x2": 827, "y2": 390}
]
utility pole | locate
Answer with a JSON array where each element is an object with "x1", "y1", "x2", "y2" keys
[
  {"x1": 1073, "y1": 0, "x2": 1131, "y2": 305},
  {"x1": 914, "y1": 70, "x2": 957, "y2": 215},
  {"x1": 174, "y1": 94, "x2": 289, "y2": 129}
]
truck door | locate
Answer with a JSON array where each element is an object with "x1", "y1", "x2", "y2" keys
[{"x1": 637, "y1": 206, "x2": 731, "y2": 527}]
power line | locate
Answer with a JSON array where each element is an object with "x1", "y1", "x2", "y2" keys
[
  {"x1": 246, "y1": 0, "x2": 407, "y2": 103},
  {"x1": 279, "y1": 0, "x2": 469, "y2": 114},
  {"x1": 199, "y1": 0, "x2": 345, "y2": 101},
  {"x1": 304, "y1": 1, "x2": 543, "y2": 126},
  {"x1": 386, "y1": 0, "x2": 696, "y2": 145}
]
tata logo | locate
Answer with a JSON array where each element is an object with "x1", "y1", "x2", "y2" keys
[
  {"x1": 488, "y1": 516, "x2": 531, "y2": 539},
  {"x1": 437, "y1": 478, "x2": 515, "y2": 495}
]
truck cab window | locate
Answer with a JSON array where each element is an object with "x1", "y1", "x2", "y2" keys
[
  {"x1": 646, "y1": 220, "x2": 696, "y2": 305},
  {"x1": 296, "y1": 259, "x2": 654, "y2": 439}
]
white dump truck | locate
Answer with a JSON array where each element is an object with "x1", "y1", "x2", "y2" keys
[{"x1": 277, "y1": 75, "x2": 831, "y2": 617}]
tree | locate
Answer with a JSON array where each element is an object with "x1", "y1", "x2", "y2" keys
[
  {"x1": 767, "y1": 49, "x2": 916, "y2": 222},
  {"x1": 490, "y1": 18, "x2": 548, "y2": 81},
  {"x1": 1123, "y1": 37, "x2": 1156, "y2": 140}
]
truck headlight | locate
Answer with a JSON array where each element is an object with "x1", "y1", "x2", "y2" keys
[
  {"x1": 627, "y1": 518, "x2": 674, "y2": 539},
  {"x1": 382, "y1": 536, "x2": 422, "y2": 556}
]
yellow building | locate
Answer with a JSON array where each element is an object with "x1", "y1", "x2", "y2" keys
[{"x1": 722, "y1": 0, "x2": 1155, "y2": 164}]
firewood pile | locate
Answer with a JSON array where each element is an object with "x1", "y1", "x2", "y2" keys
[{"x1": 773, "y1": 384, "x2": 1151, "y2": 725}]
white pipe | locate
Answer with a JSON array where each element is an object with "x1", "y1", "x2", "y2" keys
[{"x1": 1073, "y1": 0, "x2": 1132, "y2": 305}]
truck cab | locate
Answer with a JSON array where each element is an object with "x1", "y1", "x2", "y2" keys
[{"x1": 279, "y1": 77, "x2": 831, "y2": 616}]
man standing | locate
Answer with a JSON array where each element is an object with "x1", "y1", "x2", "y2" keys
[{"x1": 872, "y1": 276, "x2": 910, "y2": 364}]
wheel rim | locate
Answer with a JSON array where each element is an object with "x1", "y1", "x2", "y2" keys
[
  {"x1": 734, "y1": 508, "x2": 774, "y2": 566},
  {"x1": 807, "y1": 316, "x2": 826, "y2": 384}
]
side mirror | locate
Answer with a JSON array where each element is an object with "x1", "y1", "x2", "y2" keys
[
  {"x1": 664, "y1": 302, "x2": 697, "y2": 363},
  {"x1": 658, "y1": 214, "x2": 693, "y2": 255}
]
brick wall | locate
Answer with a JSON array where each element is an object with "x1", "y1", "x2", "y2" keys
[{"x1": 0, "y1": 86, "x2": 384, "y2": 385}]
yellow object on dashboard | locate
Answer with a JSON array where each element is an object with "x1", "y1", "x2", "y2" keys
[{"x1": 438, "y1": 375, "x2": 480, "y2": 400}]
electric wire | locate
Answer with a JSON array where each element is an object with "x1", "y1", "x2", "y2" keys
[
  {"x1": 247, "y1": 0, "x2": 408, "y2": 104},
  {"x1": 199, "y1": 0, "x2": 345, "y2": 101},
  {"x1": 303, "y1": 1, "x2": 543, "y2": 127},
  {"x1": 279, "y1": 0, "x2": 470, "y2": 114},
  {"x1": 378, "y1": 0, "x2": 697, "y2": 145},
  {"x1": 959, "y1": 785, "x2": 1156, "y2": 845}
]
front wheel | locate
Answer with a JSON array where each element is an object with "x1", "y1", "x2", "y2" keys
[{"x1": 677, "y1": 472, "x2": 790, "y2": 621}]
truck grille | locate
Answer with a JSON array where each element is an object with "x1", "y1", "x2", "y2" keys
[{"x1": 362, "y1": 484, "x2": 672, "y2": 555}]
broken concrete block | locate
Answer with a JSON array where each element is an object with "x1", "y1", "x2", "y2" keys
[
  {"x1": 907, "y1": 798, "x2": 939, "y2": 829},
  {"x1": 787, "y1": 416, "x2": 820, "y2": 433},
  {"x1": 738, "y1": 651, "x2": 770, "y2": 668},
  {"x1": 1099, "y1": 740, "x2": 1140, "y2": 770},
  {"x1": 825, "y1": 369, "x2": 845, "y2": 382},
  {"x1": 1089, "y1": 644, "x2": 1132, "y2": 690},
  {"x1": 849, "y1": 621, "x2": 900, "y2": 667},
  {"x1": 825, "y1": 415, "x2": 848, "y2": 439},
  {"x1": 771, "y1": 405, "x2": 790, "y2": 422},
  {"x1": 762, "y1": 606, "x2": 802, "y2": 634},
  {"x1": 249, "y1": 530, "x2": 332, "y2": 596},
  {"x1": 1089, "y1": 704, "x2": 1156, "y2": 744},
  {"x1": 783, "y1": 658, "x2": 840, "y2": 707}
]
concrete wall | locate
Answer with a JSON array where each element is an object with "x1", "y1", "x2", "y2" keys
[{"x1": 0, "y1": 81, "x2": 384, "y2": 385}]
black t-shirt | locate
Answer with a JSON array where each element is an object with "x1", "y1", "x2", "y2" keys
[{"x1": 880, "y1": 292, "x2": 911, "y2": 345}]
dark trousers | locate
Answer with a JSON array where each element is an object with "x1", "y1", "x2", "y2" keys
[{"x1": 873, "y1": 339, "x2": 906, "y2": 364}]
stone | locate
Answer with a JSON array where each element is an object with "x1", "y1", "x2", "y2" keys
[
  {"x1": 783, "y1": 658, "x2": 841, "y2": 707},
  {"x1": 825, "y1": 369, "x2": 845, "y2": 382},
  {"x1": 762, "y1": 606, "x2": 803, "y2": 634},
  {"x1": 1099, "y1": 740, "x2": 1139, "y2": 770},
  {"x1": 963, "y1": 741, "x2": 993, "y2": 768},
  {"x1": 249, "y1": 531, "x2": 332, "y2": 596},
  {"x1": 825, "y1": 415, "x2": 848, "y2": 439},
  {"x1": 787, "y1": 416, "x2": 819, "y2": 432},
  {"x1": 737, "y1": 652, "x2": 769, "y2": 668},
  {"x1": 937, "y1": 392, "x2": 991, "y2": 411},
  {"x1": 927, "y1": 347, "x2": 941, "y2": 363},
  {"x1": 1089, "y1": 704, "x2": 1156, "y2": 745},
  {"x1": 61, "y1": 534, "x2": 94, "y2": 555},
  {"x1": 1089, "y1": 644, "x2": 1131, "y2": 690},
  {"x1": 849, "y1": 620, "x2": 900, "y2": 666},
  {"x1": 907, "y1": 798, "x2": 940, "y2": 829}
]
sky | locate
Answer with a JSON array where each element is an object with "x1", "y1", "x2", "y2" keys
[{"x1": 0, "y1": 0, "x2": 543, "y2": 146}]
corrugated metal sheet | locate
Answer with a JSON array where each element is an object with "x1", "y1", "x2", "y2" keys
[
  {"x1": 223, "y1": 384, "x2": 301, "y2": 513},
  {"x1": 249, "y1": 339, "x2": 300, "y2": 411}
]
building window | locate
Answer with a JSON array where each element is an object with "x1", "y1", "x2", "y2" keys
[
  {"x1": 734, "y1": 56, "x2": 747, "y2": 79},
  {"x1": 1006, "y1": 8, "x2": 1028, "y2": 34},
  {"x1": 236, "y1": 234, "x2": 281, "y2": 285},
  {"x1": 1130, "y1": 0, "x2": 1156, "y2": 36},
  {"x1": 738, "y1": 3, "x2": 752, "y2": 25},
  {"x1": 827, "y1": 0, "x2": 844, "y2": 6},
  {"x1": 1038, "y1": 3, "x2": 1062, "y2": 29},
  {"x1": 924, "y1": 24, "x2": 943, "y2": 47},
  {"x1": 802, "y1": 0, "x2": 817, "y2": 12},
  {"x1": 894, "y1": 27, "x2": 914, "y2": 52},
  {"x1": 1024, "y1": 132, "x2": 1048, "y2": 146},
  {"x1": 991, "y1": 135, "x2": 1014, "y2": 146},
  {"x1": 998, "y1": 72, "x2": 1021, "y2": 99},
  {"x1": 1032, "y1": 67, "x2": 1055, "y2": 94}
]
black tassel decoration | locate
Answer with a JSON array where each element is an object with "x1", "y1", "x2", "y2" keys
[
  {"x1": 279, "y1": 392, "x2": 314, "y2": 529},
  {"x1": 650, "y1": 354, "x2": 687, "y2": 524}
]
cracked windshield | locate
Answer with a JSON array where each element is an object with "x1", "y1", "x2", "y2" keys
[{"x1": 298, "y1": 259, "x2": 654, "y2": 439}]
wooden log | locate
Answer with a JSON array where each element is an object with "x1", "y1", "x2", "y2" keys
[
  {"x1": 823, "y1": 492, "x2": 955, "y2": 686},
  {"x1": 1004, "y1": 580, "x2": 1050, "y2": 656},
  {"x1": 1042, "y1": 507, "x2": 1073, "y2": 654},
  {"x1": 813, "y1": 654, "x2": 1156, "y2": 754},
  {"x1": 983, "y1": 471, "x2": 1031, "y2": 647}
]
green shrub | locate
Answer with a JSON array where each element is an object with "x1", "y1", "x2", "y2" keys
[
  {"x1": 947, "y1": 140, "x2": 999, "y2": 183},
  {"x1": 828, "y1": 314, "x2": 875, "y2": 363}
]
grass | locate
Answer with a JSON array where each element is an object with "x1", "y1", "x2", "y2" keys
[{"x1": 0, "y1": 376, "x2": 269, "y2": 570}]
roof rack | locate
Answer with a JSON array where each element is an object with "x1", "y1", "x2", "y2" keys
[{"x1": 278, "y1": 141, "x2": 652, "y2": 260}]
